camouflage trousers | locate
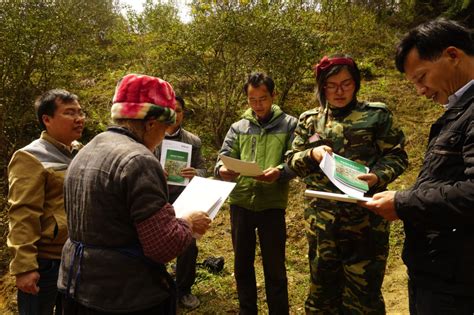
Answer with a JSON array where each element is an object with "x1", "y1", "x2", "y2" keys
[{"x1": 304, "y1": 200, "x2": 389, "y2": 315}]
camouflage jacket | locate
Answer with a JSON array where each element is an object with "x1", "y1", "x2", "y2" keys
[{"x1": 286, "y1": 100, "x2": 408, "y2": 195}]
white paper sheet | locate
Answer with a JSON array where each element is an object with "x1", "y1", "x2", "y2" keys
[
  {"x1": 219, "y1": 154, "x2": 264, "y2": 177},
  {"x1": 304, "y1": 189, "x2": 372, "y2": 203},
  {"x1": 172, "y1": 176, "x2": 236, "y2": 220}
]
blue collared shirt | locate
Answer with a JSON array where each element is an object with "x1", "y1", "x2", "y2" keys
[{"x1": 445, "y1": 79, "x2": 474, "y2": 109}]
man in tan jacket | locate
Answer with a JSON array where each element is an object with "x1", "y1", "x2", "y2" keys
[{"x1": 7, "y1": 89, "x2": 85, "y2": 314}]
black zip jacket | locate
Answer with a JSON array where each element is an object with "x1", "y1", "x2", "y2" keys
[{"x1": 395, "y1": 84, "x2": 474, "y2": 296}]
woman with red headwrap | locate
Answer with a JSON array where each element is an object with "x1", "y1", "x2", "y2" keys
[
  {"x1": 58, "y1": 74, "x2": 211, "y2": 314},
  {"x1": 286, "y1": 55, "x2": 408, "y2": 314}
]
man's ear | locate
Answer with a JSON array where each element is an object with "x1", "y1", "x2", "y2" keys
[
  {"x1": 445, "y1": 46, "x2": 459, "y2": 60},
  {"x1": 42, "y1": 114, "x2": 51, "y2": 128},
  {"x1": 269, "y1": 91, "x2": 276, "y2": 103}
]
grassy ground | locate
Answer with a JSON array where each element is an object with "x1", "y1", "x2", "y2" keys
[
  {"x1": 174, "y1": 181, "x2": 409, "y2": 314},
  {"x1": 0, "y1": 194, "x2": 409, "y2": 314},
  {"x1": 0, "y1": 72, "x2": 442, "y2": 314}
]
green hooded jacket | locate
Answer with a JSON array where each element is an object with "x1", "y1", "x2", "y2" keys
[{"x1": 215, "y1": 105, "x2": 297, "y2": 211}]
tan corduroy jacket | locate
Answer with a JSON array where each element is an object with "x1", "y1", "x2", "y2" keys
[{"x1": 7, "y1": 132, "x2": 81, "y2": 275}]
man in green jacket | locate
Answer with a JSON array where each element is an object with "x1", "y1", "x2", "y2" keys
[{"x1": 215, "y1": 72, "x2": 297, "y2": 314}]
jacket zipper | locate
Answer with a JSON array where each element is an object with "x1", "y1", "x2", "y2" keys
[{"x1": 251, "y1": 136, "x2": 257, "y2": 161}]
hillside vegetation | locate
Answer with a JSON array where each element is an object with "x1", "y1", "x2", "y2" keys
[{"x1": 0, "y1": 0, "x2": 454, "y2": 313}]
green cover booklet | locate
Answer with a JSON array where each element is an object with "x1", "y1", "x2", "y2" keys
[
  {"x1": 333, "y1": 153, "x2": 369, "y2": 192},
  {"x1": 165, "y1": 150, "x2": 188, "y2": 184},
  {"x1": 308, "y1": 152, "x2": 373, "y2": 203},
  {"x1": 160, "y1": 140, "x2": 192, "y2": 186}
]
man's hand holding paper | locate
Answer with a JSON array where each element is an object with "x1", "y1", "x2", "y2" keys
[
  {"x1": 219, "y1": 165, "x2": 240, "y2": 181},
  {"x1": 180, "y1": 167, "x2": 198, "y2": 179},
  {"x1": 359, "y1": 190, "x2": 398, "y2": 221},
  {"x1": 254, "y1": 167, "x2": 280, "y2": 182}
]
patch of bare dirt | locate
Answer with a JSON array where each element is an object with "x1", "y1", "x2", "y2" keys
[{"x1": 383, "y1": 255, "x2": 409, "y2": 314}]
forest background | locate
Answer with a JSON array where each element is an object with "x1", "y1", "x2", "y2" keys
[{"x1": 0, "y1": 0, "x2": 473, "y2": 313}]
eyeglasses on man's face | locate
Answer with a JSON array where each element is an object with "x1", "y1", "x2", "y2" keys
[
  {"x1": 324, "y1": 79, "x2": 355, "y2": 93},
  {"x1": 61, "y1": 109, "x2": 86, "y2": 119}
]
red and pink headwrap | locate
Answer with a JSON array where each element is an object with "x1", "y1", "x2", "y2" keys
[
  {"x1": 111, "y1": 74, "x2": 176, "y2": 124},
  {"x1": 313, "y1": 56, "x2": 355, "y2": 77}
]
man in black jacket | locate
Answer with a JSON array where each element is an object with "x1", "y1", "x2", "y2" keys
[{"x1": 362, "y1": 19, "x2": 474, "y2": 315}]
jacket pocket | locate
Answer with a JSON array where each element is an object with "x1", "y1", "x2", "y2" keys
[
  {"x1": 344, "y1": 127, "x2": 376, "y2": 157},
  {"x1": 454, "y1": 232, "x2": 474, "y2": 284},
  {"x1": 43, "y1": 168, "x2": 68, "y2": 243},
  {"x1": 51, "y1": 210, "x2": 68, "y2": 242},
  {"x1": 429, "y1": 131, "x2": 464, "y2": 178},
  {"x1": 40, "y1": 211, "x2": 66, "y2": 243},
  {"x1": 345, "y1": 127, "x2": 374, "y2": 145}
]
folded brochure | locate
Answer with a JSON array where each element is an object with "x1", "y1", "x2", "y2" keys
[
  {"x1": 314, "y1": 152, "x2": 372, "y2": 202},
  {"x1": 333, "y1": 153, "x2": 369, "y2": 192}
]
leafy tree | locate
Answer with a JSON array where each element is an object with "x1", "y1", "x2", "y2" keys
[
  {"x1": 168, "y1": 0, "x2": 322, "y2": 147},
  {"x1": 0, "y1": 0, "x2": 119, "y2": 192},
  {"x1": 126, "y1": 0, "x2": 186, "y2": 77}
]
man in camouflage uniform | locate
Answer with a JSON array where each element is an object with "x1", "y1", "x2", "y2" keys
[{"x1": 286, "y1": 55, "x2": 408, "y2": 314}]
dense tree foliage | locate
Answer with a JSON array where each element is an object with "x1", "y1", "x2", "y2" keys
[
  {"x1": 171, "y1": 1, "x2": 323, "y2": 146},
  {"x1": 0, "y1": 0, "x2": 119, "y2": 189},
  {"x1": 412, "y1": 0, "x2": 474, "y2": 26}
]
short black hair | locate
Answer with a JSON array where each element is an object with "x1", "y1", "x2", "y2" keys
[
  {"x1": 243, "y1": 72, "x2": 275, "y2": 95},
  {"x1": 175, "y1": 95, "x2": 185, "y2": 110},
  {"x1": 395, "y1": 18, "x2": 474, "y2": 73},
  {"x1": 315, "y1": 54, "x2": 361, "y2": 106},
  {"x1": 34, "y1": 89, "x2": 79, "y2": 130}
]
